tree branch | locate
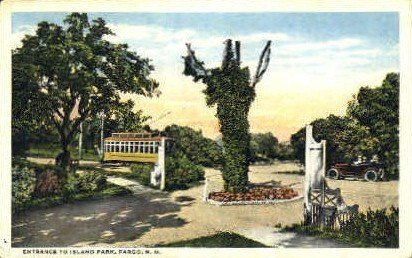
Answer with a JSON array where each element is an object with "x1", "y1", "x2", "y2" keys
[
  {"x1": 251, "y1": 40, "x2": 272, "y2": 88},
  {"x1": 182, "y1": 43, "x2": 211, "y2": 81}
]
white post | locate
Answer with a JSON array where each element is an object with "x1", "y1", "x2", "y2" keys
[
  {"x1": 78, "y1": 122, "x2": 83, "y2": 160},
  {"x1": 304, "y1": 125, "x2": 326, "y2": 223},
  {"x1": 100, "y1": 112, "x2": 105, "y2": 162},
  {"x1": 159, "y1": 137, "x2": 166, "y2": 190},
  {"x1": 203, "y1": 179, "x2": 209, "y2": 202}
]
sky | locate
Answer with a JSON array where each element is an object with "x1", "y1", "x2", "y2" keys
[{"x1": 12, "y1": 12, "x2": 399, "y2": 141}]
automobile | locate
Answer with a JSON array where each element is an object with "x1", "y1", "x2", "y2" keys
[{"x1": 327, "y1": 162, "x2": 385, "y2": 182}]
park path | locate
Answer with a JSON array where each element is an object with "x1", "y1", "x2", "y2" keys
[
  {"x1": 107, "y1": 176, "x2": 160, "y2": 195},
  {"x1": 13, "y1": 159, "x2": 397, "y2": 248}
]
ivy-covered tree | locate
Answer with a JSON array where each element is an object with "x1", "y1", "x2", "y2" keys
[
  {"x1": 12, "y1": 13, "x2": 159, "y2": 173},
  {"x1": 182, "y1": 39, "x2": 272, "y2": 193}
]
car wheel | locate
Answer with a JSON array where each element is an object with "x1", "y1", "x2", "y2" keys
[
  {"x1": 364, "y1": 170, "x2": 378, "y2": 182},
  {"x1": 327, "y1": 169, "x2": 340, "y2": 179}
]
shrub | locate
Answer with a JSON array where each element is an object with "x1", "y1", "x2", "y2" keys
[
  {"x1": 283, "y1": 206, "x2": 399, "y2": 248},
  {"x1": 165, "y1": 153, "x2": 205, "y2": 190},
  {"x1": 12, "y1": 166, "x2": 36, "y2": 211},
  {"x1": 76, "y1": 170, "x2": 107, "y2": 193},
  {"x1": 339, "y1": 206, "x2": 398, "y2": 247},
  {"x1": 35, "y1": 169, "x2": 60, "y2": 197},
  {"x1": 62, "y1": 173, "x2": 78, "y2": 201},
  {"x1": 130, "y1": 164, "x2": 153, "y2": 186}
]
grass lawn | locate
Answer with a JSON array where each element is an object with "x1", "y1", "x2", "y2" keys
[
  {"x1": 27, "y1": 146, "x2": 100, "y2": 161},
  {"x1": 157, "y1": 232, "x2": 267, "y2": 247}
]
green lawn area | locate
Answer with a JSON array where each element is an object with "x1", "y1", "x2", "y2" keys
[
  {"x1": 27, "y1": 146, "x2": 100, "y2": 161},
  {"x1": 157, "y1": 232, "x2": 267, "y2": 247}
]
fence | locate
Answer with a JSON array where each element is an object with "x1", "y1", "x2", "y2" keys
[{"x1": 307, "y1": 203, "x2": 358, "y2": 230}]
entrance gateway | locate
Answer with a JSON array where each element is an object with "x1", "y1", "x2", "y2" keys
[
  {"x1": 102, "y1": 132, "x2": 171, "y2": 190},
  {"x1": 304, "y1": 125, "x2": 358, "y2": 227}
]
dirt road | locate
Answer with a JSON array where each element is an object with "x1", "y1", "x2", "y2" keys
[{"x1": 12, "y1": 160, "x2": 398, "y2": 247}]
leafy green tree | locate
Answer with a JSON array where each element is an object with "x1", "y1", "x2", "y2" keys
[
  {"x1": 82, "y1": 100, "x2": 151, "y2": 150},
  {"x1": 182, "y1": 39, "x2": 272, "y2": 193},
  {"x1": 275, "y1": 142, "x2": 296, "y2": 161},
  {"x1": 290, "y1": 73, "x2": 399, "y2": 178},
  {"x1": 12, "y1": 13, "x2": 159, "y2": 172},
  {"x1": 250, "y1": 132, "x2": 279, "y2": 162},
  {"x1": 291, "y1": 115, "x2": 350, "y2": 165},
  {"x1": 164, "y1": 124, "x2": 222, "y2": 167},
  {"x1": 347, "y1": 73, "x2": 399, "y2": 177}
]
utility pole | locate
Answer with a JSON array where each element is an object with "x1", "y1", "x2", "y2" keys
[
  {"x1": 100, "y1": 111, "x2": 105, "y2": 162},
  {"x1": 78, "y1": 122, "x2": 83, "y2": 160}
]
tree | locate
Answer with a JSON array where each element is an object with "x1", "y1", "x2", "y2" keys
[
  {"x1": 291, "y1": 115, "x2": 350, "y2": 165},
  {"x1": 347, "y1": 73, "x2": 399, "y2": 177},
  {"x1": 250, "y1": 132, "x2": 279, "y2": 162},
  {"x1": 182, "y1": 39, "x2": 272, "y2": 193},
  {"x1": 290, "y1": 73, "x2": 399, "y2": 178},
  {"x1": 164, "y1": 124, "x2": 222, "y2": 167},
  {"x1": 81, "y1": 100, "x2": 151, "y2": 150},
  {"x1": 12, "y1": 13, "x2": 159, "y2": 173}
]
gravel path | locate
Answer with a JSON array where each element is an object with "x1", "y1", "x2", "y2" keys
[{"x1": 12, "y1": 159, "x2": 398, "y2": 247}]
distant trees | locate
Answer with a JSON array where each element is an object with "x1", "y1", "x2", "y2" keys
[
  {"x1": 164, "y1": 125, "x2": 223, "y2": 167},
  {"x1": 12, "y1": 13, "x2": 159, "y2": 173},
  {"x1": 250, "y1": 132, "x2": 279, "y2": 162},
  {"x1": 291, "y1": 73, "x2": 399, "y2": 178}
]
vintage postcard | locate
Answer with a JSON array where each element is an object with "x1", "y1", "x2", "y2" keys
[{"x1": 1, "y1": 0, "x2": 411, "y2": 257}]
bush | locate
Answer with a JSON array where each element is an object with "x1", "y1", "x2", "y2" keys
[
  {"x1": 165, "y1": 153, "x2": 205, "y2": 190},
  {"x1": 61, "y1": 173, "x2": 78, "y2": 201},
  {"x1": 339, "y1": 206, "x2": 398, "y2": 247},
  {"x1": 76, "y1": 171, "x2": 107, "y2": 193},
  {"x1": 12, "y1": 166, "x2": 36, "y2": 211},
  {"x1": 283, "y1": 206, "x2": 399, "y2": 248},
  {"x1": 130, "y1": 164, "x2": 153, "y2": 186},
  {"x1": 164, "y1": 124, "x2": 223, "y2": 167},
  {"x1": 35, "y1": 169, "x2": 60, "y2": 197}
]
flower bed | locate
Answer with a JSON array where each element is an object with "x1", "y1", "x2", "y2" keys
[{"x1": 208, "y1": 186, "x2": 299, "y2": 204}]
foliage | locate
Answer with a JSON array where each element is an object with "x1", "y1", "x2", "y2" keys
[
  {"x1": 339, "y1": 206, "x2": 398, "y2": 247},
  {"x1": 275, "y1": 142, "x2": 296, "y2": 161},
  {"x1": 35, "y1": 169, "x2": 60, "y2": 197},
  {"x1": 61, "y1": 173, "x2": 78, "y2": 201},
  {"x1": 290, "y1": 73, "x2": 399, "y2": 178},
  {"x1": 283, "y1": 206, "x2": 398, "y2": 248},
  {"x1": 347, "y1": 73, "x2": 399, "y2": 178},
  {"x1": 130, "y1": 163, "x2": 154, "y2": 186},
  {"x1": 12, "y1": 12, "x2": 159, "y2": 171},
  {"x1": 158, "y1": 232, "x2": 267, "y2": 247},
  {"x1": 183, "y1": 40, "x2": 271, "y2": 193},
  {"x1": 15, "y1": 183, "x2": 131, "y2": 213},
  {"x1": 164, "y1": 124, "x2": 222, "y2": 167},
  {"x1": 291, "y1": 115, "x2": 352, "y2": 166},
  {"x1": 12, "y1": 166, "x2": 36, "y2": 211},
  {"x1": 165, "y1": 153, "x2": 205, "y2": 190},
  {"x1": 250, "y1": 132, "x2": 279, "y2": 162},
  {"x1": 82, "y1": 100, "x2": 151, "y2": 151},
  {"x1": 76, "y1": 170, "x2": 107, "y2": 192}
]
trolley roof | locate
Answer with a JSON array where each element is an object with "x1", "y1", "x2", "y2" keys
[{"x1": 104, "y1": 132, "x2": 170, "y2": 142}]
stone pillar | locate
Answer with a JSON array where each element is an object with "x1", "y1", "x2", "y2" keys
[
  {"x1": 304, "y1": 125, "x2": 326, "y2": 224},
  {"x1": 159, "y1": 137, "x2": 166, "y2": 190}
]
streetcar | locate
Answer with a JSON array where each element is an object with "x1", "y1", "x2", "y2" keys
[{"x1": 102, "y1": 132, "x2": 172, "y2": 163}]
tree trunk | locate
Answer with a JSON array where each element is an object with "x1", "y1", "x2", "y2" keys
[
  {"x1": 55, "y1": 132, "x2": 72, "y2": 174},
  {"x1": 219, "y1": 106, "x2": 251, "y2": 193}
]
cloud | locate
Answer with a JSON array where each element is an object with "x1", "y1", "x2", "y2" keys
[
  {"x1": 11, "y1": 25, "x2": 36, "y2": 49},
  {"x1": 11, "y1": 22, "x2": 399, "y2": 141}
]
